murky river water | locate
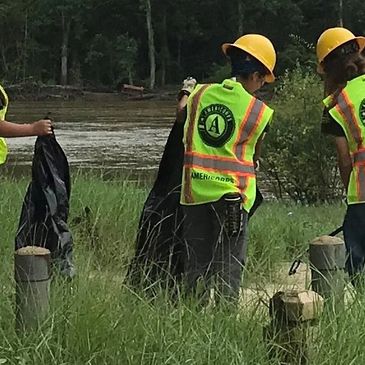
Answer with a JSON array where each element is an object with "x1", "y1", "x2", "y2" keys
[{"x1": 2, "y1": 99, "x2": 176, "y2": 178}]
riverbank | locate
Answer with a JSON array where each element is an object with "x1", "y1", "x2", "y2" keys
[
  {"x1": 1, "y1": 175, "x2": 359, "y2": 364},
  {"x1": 4, "y1": 79, "x2": 274, "y2": 102},
  {"x1": 4, "y1": 81, "x2": 178, "y2": 102}
]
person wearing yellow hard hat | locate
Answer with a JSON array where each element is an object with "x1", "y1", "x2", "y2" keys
[
  {"x1": 317, "y1": 27, "x2": 365, "y2": 285},
  {"x1": 0, "y1": 83, "x2": 53, "y2": 165},
  {"x1": 317, "y1": 27, "x2": 365, "y2": 93},
  {"x1": 176, "y1": 33, "x2": 276, "y2": 303}
]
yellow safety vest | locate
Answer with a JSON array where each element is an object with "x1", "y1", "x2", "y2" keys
[
  {"x1": 324, "y1": 74, "x2": 365, "y2": 204},
  {"x1": 0, "y1": 84, "x2": 9, "y2": 165},
  {"x1": 181, "y1": 78, "x2": 274, "y2": 212}
]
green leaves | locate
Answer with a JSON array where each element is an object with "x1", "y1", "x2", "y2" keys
[
  {"x1": 0, "y1": 0, "x2": 363, "y2": 87},
  {"x1": 262, "y1": 66, "x2": 342, "y2": 204}
]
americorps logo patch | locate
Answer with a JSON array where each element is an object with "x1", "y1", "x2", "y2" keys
[
  {"x1": 359, "y1": 99, "x2": 365, "y2": 124},
  {"x1": 197, "y1": 104, "x2": 235, "y2": 147}
]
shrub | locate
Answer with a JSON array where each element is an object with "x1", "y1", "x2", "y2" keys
[{"x1": 261, "y1": 66, "x2": 343, "y2": 204}]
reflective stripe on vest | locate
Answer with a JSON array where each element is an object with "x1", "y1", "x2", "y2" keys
[
  {"x1": 0, "y1": 84, "x2": 9, "y2": 165},
  {"x1": 352, "y1": 149, "x2": 365, "y2": 201},
  {"x1": 234, "y1": 97, "x2": 266, "y2": 160},
  {"x1": 185, "y1": 85, "x2": 211, "y2": 154},
  {"x1": 183, "y1": 84, "x2": 211, "y2": 203},
  {"x1": 324, "y1": 75, "x2": 365, "y2": 203},
  {"x1": 335, "y1": 91, "x2": 364, "y2": 148},
  {"x1": 182, "y1": 79, "x2": 272, "y2": 210},
  {"x1": 356, "y1": 166, "x2": 365, "y2": 202},
  {"x1": 184, "y1": 151, "x2": 255, "y2": 176},
  {"x1": 354, "y1": 149, "x2": 365, "y2": 165}
]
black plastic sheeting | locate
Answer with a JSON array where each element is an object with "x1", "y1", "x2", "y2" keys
[
  {"x1": 15, "y1": 134, "x2": 75, "y2": 278},
  {"x1": 127, "y1": 119, "x2": 264, "y2": 289},
  {"x1": 127, "y1": 120, "x2": 185, "y2": 288}
]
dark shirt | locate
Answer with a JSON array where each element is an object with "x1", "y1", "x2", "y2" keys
[
  {"x1": 0, "y1": 86, "x2": 6, "y2": 110},
  {"x1": 321, "y1": 110, "x2": 345, "y2": 137}
]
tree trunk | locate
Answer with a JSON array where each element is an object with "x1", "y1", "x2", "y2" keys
[
  {"x1": 177, "y1": 36, "x2": 182, "y2": 71},
  {"x1": 144, "y1": 0, "x2": 155, "y2": 89},
  {"x1": 70, "y1": 48, "x2": 81, "y2": 86},
  {"x1": 160, "y1": 5, "x2": 168, "y2": 86},
  {"x1": 23, "y1": 11, "x2": 28, "y2": 82},
  {"x1": 1, "y1": 45, "x2": 9, "y2": 74},
  {"x1": 338, "y1": 0, "x2": 343, "y2": 26},
  {"x1": 128, "y1": 70, "x2": 133, "y2": 85},
  {"x1": 60, "y1": 11, "x2": 71, "y2": 86},
  {"x1": 237, "y1": 0, "x2": 244, "y2": 35}
]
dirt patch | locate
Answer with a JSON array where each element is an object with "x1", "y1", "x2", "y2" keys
[{"x1": 240, "y1": 261, "x2": 355, "y2": 309}]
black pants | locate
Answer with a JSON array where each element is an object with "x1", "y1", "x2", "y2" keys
[
  {"x1": 182, "y1": 196, "x2": 248, "y2": 302},
  {"x1": 343, "y1": 203, "x2": 365, "y2": 281}
]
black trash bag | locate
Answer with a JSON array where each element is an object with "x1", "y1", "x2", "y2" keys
[
  {"x1": 15, "y1": 133, "x2": 75, "y2": 278},
  {"x1": 249, "y1": 187, "x2": 263, "y2": 219},
  {"x1": 127, "y1": 120, "x2": 185, "y2": 288},
  {"x1": 127, "y1": 119, "x2": 265, "y2": 290}
]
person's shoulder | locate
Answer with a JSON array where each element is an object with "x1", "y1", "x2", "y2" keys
[{"x1": 252, "y1": 95, "x2": 273, "y2": 115}]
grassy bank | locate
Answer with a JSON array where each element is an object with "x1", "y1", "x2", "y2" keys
[{"x1": 1, "y1": 175, "x2": 362, "y2": 365}]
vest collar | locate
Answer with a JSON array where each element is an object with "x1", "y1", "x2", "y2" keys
[
  {"x1": 324, "y1": 73, "x2": 365, "y2": 108},
  {"x1": 346, "y1": 73, "x2": 365, "y2": 87},
  {"x1": 222, "y1": 78, "x2": 250, "y2": 95}
]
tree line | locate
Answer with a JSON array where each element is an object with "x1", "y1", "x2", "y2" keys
[{"x1": 0, "y1": 0, "x2": 364, "y2": 89}]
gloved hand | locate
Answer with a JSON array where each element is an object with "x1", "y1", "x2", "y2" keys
[
  {"x1": 177, "y1": 76, "x2": 197, "y2": 101},
  {"x1": 181, "y1": 76, "x2": 197, "y2": 93}
]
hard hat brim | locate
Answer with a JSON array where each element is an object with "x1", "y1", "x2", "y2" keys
[
  {"x1": 317, "y1": 35, "x2": 365, "y2": 74},
  {"x1": 222, "y1": 43, "x2": 276, "y2": 83}
]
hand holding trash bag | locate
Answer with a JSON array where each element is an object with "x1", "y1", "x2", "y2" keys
[
  {"x1": 30, "y1": 119, "x2": 53, "y2": 136},
  {"x1": 15, "y1": 131, "x2": 75, "y2": 279},
  {"x1": 0, "y1": 82, "x2": 54, "y2": 164}
]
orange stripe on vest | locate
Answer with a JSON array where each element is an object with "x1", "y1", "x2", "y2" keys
[
  {"x1": 185, "y1": 150, "x2": 254, "y2": 166},
  {"x1": 184, "y1": 85, "x2": 211, "y2": 203},
  {"x1": 336, "y1": 90, "x2": 364, "y2": 148}
]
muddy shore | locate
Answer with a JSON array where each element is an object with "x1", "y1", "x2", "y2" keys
[{"x1": 5, "y1": 82, "x2": 178, "y2": 102}]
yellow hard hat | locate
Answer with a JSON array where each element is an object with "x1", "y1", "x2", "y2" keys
[
  {"x1": 222, "y1": 34, "x2": 276, "y2": 83},
  {"x1": 316, "y1": 27, "x2": 365, "y2": 73}
]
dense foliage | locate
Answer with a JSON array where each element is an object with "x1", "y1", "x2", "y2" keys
[
  {"x1": 1, "y1": 0, "x2": 365, "y2": 88},
  {"x1": 262, "y1": 67, "x2": 343, "y2": 203}
]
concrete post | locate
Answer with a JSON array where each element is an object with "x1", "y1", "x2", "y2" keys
[
  {"x1": 15, "y1": 246, "x2": 51, "y2": 331},
  {"x1": 309, "y1": 235, "x2": 346, "y2": 304},
  {"x1": 264, "y1": 290, "x2": 324, "y2": 365}
]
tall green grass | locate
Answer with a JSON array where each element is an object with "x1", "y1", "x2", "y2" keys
[{"x1": 1, "y1": 175, "x2": 361, "y2": 365}]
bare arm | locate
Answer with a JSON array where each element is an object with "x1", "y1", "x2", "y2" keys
[
  {"x1": 176, "y1": 77, "x2": 197, "y2": 124},
  {"x1": 0, "y1": 119, "x2": 53, "y2": 137},
  {"x1": 253, "y1": 134, "x2": 265, "y2": 168},
  {"x1": 335, "y1": 136, "x2": 352, "y2": 189}
]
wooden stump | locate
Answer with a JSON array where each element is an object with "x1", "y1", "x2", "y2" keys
[
  {"x1": 264, "y1": 290, "x2": 324, "y2": 364},
  {"x1": 309, "y1": 236, "x2": 346, "y2": 306},
  {"x1": 15, "y1": 246, "x2": 51, "y2": 331}
]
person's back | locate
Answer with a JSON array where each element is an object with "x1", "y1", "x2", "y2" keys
[
  {"x1": 180, "y1": 34, "x2": 276, "y2": 303},
  {"x1": 317, "y1": 27, "x2": 365, "y2": 284}
]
